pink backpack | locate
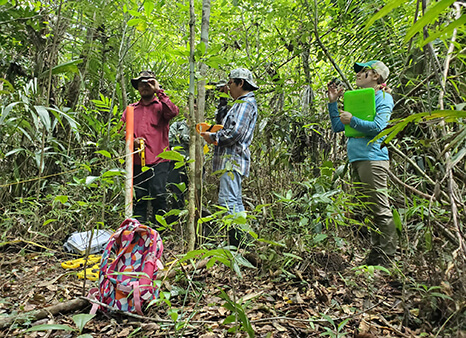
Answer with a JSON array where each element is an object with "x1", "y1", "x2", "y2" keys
[{"x1": 89, "y1": 218, "x2": 164, "y2": 315}]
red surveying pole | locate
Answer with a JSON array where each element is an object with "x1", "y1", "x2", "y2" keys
[{"x1": 125, "y1": 106, "x2": 134, "y2": 218}]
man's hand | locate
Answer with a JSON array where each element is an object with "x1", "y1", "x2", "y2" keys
[
  {"x1": 147, "y1": 79, "x2": 160, "y2": 91},
  {"x1": 134, "y1": 137, "x2": 146, "y2": 149},
  {"x1": 339, "y1": 111, "x2": 352, "y2": 125},
  {"x1": 200, "y1": 132, "x2": 215, "y2": 144}
]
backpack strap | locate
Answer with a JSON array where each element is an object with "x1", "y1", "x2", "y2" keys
[
  {"x1": 88, "y1": 287, "x2": 101, "y2": 314},
  {"x1": 131, "y1": 281, "x2": 143, "y2": 315}
]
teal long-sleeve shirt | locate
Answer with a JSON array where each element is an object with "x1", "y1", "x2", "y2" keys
[{"x1": 328, "y1": 89, "x2": 394, "y2": 162}]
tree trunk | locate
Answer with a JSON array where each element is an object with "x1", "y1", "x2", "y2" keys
[
  {"x1": 187, "y1": 0, "x2": 197, "y2": 252},
  {"x1": 195, "y1": 0, "x2": 211, "y2": 246}
]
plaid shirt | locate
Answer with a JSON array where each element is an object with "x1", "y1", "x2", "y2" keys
[{"x1": 212, "y1": 92, "x2": 258, "y2": 177}]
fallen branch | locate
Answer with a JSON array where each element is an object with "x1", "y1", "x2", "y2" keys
[
  {"x1": 387, "y1": 169, "x2": 432, "y2": 200},
  {"x1": 0, "y1": 298, "x2": 88, "y2": 329},
  {"x1": 81, "y1": 297, "x2": 217, "y2": 325}
]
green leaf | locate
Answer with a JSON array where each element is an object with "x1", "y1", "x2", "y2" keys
[
  {"x1": 223, "y1": 314, "x2": 236, "y2": 324},
  {"x1": 421, "y1": 15, "x2": 466, "y2": 46},
  {"x1": 54, "y1": 195, "x2": 68, "y2": 204},
  {"x1": 313, "y1": 233, "x2": 328, "y2": 244},
  {"x1": 43, "y1": 219, "x2": 57, "y2": 226},
  {"x1": 283, "y1": 252, "x2": 303, "y2": 260},
  {"x1": 4, "y1": 148, "x2": 26, "y2": 157},
  {"x1": 425, "y1": 228, "x2": 432, "y2": 250},
  {"x1": 38, "y1": 59, "x2": 83, "y2": 78},
  {"x1": 404, "y1": 0, "x2": 457, "y2": 42},
  {"x1": 85, "y1": 176, "x2": 99, "y2": 185},
  {"x1": 144, "y1": 1, "x2": 154, "y2": 16},
  {"x1": 102, "y1": 168, "x2": 125, "y2": 177},
  {"x1": 26, "y1": 324, "x2": 75, "y2": 332},
  {"x1": 168, "y1": 308, "x2": 178, "y2": 322},
  {"x1": 127, "y1": 18, "x2": 145, "y2": 27},
  {"x1": 72, "y1": 313, "x2": 95, "y2": 334},
  {"x1": 156, "y1": 150, "x2": 184, "y2": 162},
  {"x1": 196, "y1": 41, "x2": 206, "y2": 56},
  {"x1": 34, "y1": 105, "x2": 51, "y2": 132},
  {"x1": 338, "y1": 318, "x2": 350, "y2": 331},
  {"x1": 392, "y1": 208, "x2": 403, "y2": 234},
  {"x1": 127, "y1": 10, "x2": 141, "y2": 17},
  {"x1": 429, "y1": 292, "x2": 453, "y2": 300},
  {"x1": 364, "y1": 0, "x2": 403, "y2": 31},
  {"x1": 95, "y1": 150, "x2": 111, "y2": 158}
]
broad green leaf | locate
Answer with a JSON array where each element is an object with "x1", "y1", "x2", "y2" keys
[
  {"x1": 404, "y1": 0, "x2": 457, "y2": 42},
  {"x1": 26, "y1": 324, "x2": 75, "y2": 332},
  {"x1": 168, "y1": 308, "x2": 178, "y2": 322},
  {"x1": 38, "y1": 59, "x2": 83, "y2": 78},
  {"x1": 73, "y1": 313, "x2": 95, "y2": 334},
  {"x1": 47, "y1": 107, "x2": 80, "y2": 131},
  {"x1": 85, "y1": 176, "x2": 99, "y2": 185},
  {"x1": 144, "y1": 1, "x2": 154, "y2": 17},
  {"x1": 155, "y1": 214, "x2": 168, "y2": 228},
  {"x1": 127, "y1": 9, "x2": 140, "y2": 16},
  {"x1": 313, "y1": 233, "x2": 328, "y2": 244},
  {"x1": 127, "y1": 18, "x2": 144, "y2": 27},
  {"x1": 421, "y1": 15, "x2": 466, "y2": 46},
  {"x1": 54, "y1": 195, "x2": 68, "y2": 204},
  {"x1": 34, "y1": 105, "x2": 51, "y2": 132},
  {"x1": 196, "y1": 41, "x2": 206, "y2": 56},
  {"x1": 95, "y1": 150, "x2": 111, "y2": 158},
  {"x1": 102, "y1": 168, "x2": 125, "y2": 177},
  {"x1": 429, "y1": 292, "x2": 453, "y2": 300},
  {"x1": 4, "y1": 148, "x2": 26, "y2": 157},
  {"x1": 223, "y1": 314, "x2": 236, "y2": 324},
  {"x1": 364, "y1": 0, "x2": 404, "y2": 31},
  {"x1": 156, "y1": 150, "x2": 184, "y2": 162},
  {"x1": 0, "y1": 101, "x2": 22, "y2": 124}
]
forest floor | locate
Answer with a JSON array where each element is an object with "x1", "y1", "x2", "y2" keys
[{"x1": 0, "y1": 235, "x2": 461, "y2": 338}]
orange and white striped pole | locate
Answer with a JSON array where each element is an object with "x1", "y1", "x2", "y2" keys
[{"x1": 125, "y1": 106, "x2": 134, "y2": 218}]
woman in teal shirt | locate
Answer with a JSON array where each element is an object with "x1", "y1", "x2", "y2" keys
[{"x1": 327, "y1": 60, "x2": 397, "y2": 266}]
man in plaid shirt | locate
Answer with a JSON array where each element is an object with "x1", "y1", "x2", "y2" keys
[{"x1": 201, "y1": 68, "x2": 259, "y2": 246}]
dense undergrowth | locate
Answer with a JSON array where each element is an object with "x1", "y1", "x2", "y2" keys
[{"x1": 1, "y1": 0, "x2": 465, "y2": 336}]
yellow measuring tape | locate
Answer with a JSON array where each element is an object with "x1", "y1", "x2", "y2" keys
[{"x1": 61, "y1": 255, "x2": 113, "y2": 281}]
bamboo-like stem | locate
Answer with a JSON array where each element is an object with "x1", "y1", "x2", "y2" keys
[
  {"x1": 187, "y1": 0, "x2": 197, "y2": 252},
  {"x1": 438, "y1": 3, "x2": 461, "y2": 110}
]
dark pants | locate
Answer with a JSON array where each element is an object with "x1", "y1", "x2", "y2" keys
[
  {"x1": 166, "y1": 163, "x2": 188, "y2": 211},
  {"x1": 133, "y1": 161, "x2": 171, "y2": 223}
]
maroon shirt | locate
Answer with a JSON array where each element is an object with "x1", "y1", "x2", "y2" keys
[{"x1": 122, "y1": 89, "x2": 179, "y2": 165}]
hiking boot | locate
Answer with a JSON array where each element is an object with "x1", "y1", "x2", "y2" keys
[{"x1": 364, "y1": 249, "x2": 393, "y2": 267}]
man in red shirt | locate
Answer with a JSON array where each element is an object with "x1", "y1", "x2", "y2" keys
[{"x1": 121, "y1": 70, "x2": 179, "y2": 223}]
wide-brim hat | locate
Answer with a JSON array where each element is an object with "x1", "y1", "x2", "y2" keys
[
  {"x1": 131, "y1": 70, "x2": 156, "y2": 89},
  {"x1": 354, "y1": 60, "x2": 389, "y2": 82},
  {"x1": 229, "y1": 68, "x2": 259, "y2": 90}
]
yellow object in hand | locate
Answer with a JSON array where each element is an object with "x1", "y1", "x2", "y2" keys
[{"x1": 139, "y1": 139, "x2": 145, "y2": 167}]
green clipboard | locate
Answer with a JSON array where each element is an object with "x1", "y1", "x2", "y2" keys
[{"x1": 343, "y1": 88, "x2": 376, "y2": 137}]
